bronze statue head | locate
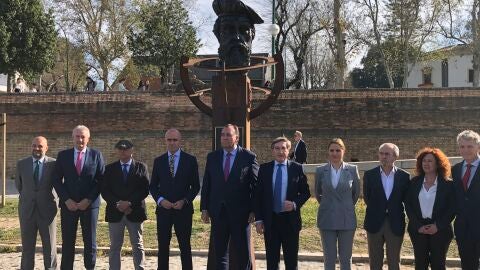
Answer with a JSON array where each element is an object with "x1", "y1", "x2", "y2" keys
[{"x1": 212, "y1": 0, "x2": 264, "y2": 67}]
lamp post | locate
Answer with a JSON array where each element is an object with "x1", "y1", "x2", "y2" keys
[{"x1": 266, "y1": 23, "x2": 280, "y2": 82}]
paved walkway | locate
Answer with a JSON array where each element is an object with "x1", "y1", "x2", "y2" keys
[{"x1": 0, "y1": 252, "x2": 421, "y2": 270}]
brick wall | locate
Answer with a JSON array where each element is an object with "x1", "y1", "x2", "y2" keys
[{"x1": 1, "y1": 88, "x2": 478, "y2": 179}]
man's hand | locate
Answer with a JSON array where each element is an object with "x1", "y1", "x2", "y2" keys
[
  {"x1": 116, "y1": 201, "x2": 131, "y2": 212},
  {"x1": 160, "y1": 199, "x2": 173, "y2": 209},
  {"x1": 248, "y1": 212, "x2": 255, "y2": 223},
  {"x1": 201, "y1": 210, "x2": 210, "y2": 223},
  {"x1": 124, "y1": 207, "x2": 133, "y2": 215},
  {"x1": 255, "y1": 222, "x2": 264, "y2": 234},
  {"x1": 77, "y1": 199, "x2": 91, "y2": 211},
  {"x1": 172, "y1": 199, "x2": 185, "y2": 210},
  {"x1": 424, "y1": 224, "x2": 438, "y2": 235},
  {"x1": 284, "y1": 200, "x2": 295, "y2": 212},
  {"x1": 65, "y1": 199, "x2": 78, "y2": 211}
]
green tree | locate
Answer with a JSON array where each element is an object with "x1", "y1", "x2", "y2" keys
[
  {"x1": 351, "y1": 39, "x2": 405, "y2": 88},
  {"x1": 0, "y1": 0, "x2": 56, "y2": 92},
  {"x1": 128, "y1": 0, "x2": 199, "y2": 84}
]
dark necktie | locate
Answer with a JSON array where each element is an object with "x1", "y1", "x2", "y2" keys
[
  {"x1": 122, "y1": 164, "x2": 128, "y2": 183},
  {"x1": 169, "y1": 154, "x2": 175, "y2": 177},
  {"x1": 33, "y1": 160, "x2": 40, "y2": 185},
  {"x1": 274, "y1": 164, "x2": 283, "y2": 213},
  {"x1": 462, "y1": 163, "x2": 472, "y2": 191},
  {"x1": 224, "y1": 152, "x2": 231, "y2": 181}
]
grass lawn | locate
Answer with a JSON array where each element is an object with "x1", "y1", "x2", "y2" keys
[{"x1": 0, "y1": 198, "x2": 459, "y2": 257}]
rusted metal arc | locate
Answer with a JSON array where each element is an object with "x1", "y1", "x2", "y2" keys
[
  {"x1": 180, "y1": 56, "x2": 213, "y2": 117},
  {"x1": 251, "y1": 86, "x2": 271, "y2": 95},
  {"x1": 182, "y1": 56, "x2": 277, "y2": 72},
  {"x1": 250, "y1": 53, "x2": 285, "y2": 120}
]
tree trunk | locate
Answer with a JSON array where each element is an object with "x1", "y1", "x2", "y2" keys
[
  {"x1": 472, "y1": 0, "x2": 480, "y2": 87},
  {"x1": 334, "y1": 0, "x2": 345, "y2": 89},
  {"x1": 6, "y1": 73, "x2": 12, "y2": 93}
]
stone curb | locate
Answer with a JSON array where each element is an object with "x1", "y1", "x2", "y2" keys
[{"x1": 0, "y1": 244, "x2": 461, "y2": 267}]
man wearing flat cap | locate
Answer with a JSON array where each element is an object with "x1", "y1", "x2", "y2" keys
[
  {"x1": 100, "y1": 139, "x2": 150, "y2": 270},
  {"x1": 213, "y1": 0, "x2": 264, "y2": 67}
]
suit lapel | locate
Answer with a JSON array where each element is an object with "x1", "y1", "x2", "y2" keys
[
  {"x1": 432, "y1": 177, "x2": 444, "y2": 218},
  {"x1": 375, "y1": 167, "x2": 388, "y2": 201},
  {"x1": 175, "y1": 151, "x2": 184, "y2": 179},
  {"x1": 468, "y1": 162, "x2": 480, "y2": 192},
  {"x1": 266, "y1": 161, "x2": 275, "y2": 203}
]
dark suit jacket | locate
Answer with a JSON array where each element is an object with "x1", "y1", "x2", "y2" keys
[
  {"x1": 101, "y1": 159, "x2": 149, "y2": 222},
  {"x1": 363, "y1": 166, "x2": 410, "y2": 236},
  {"x1": 53, "y1": 147, "x2": 105, "y2": 209},
  {"x1": 200, "y1": 146, "x2": 259, "y2": 222},
  {"x1": 452, "y1": 161, "x2": 480, "y2": 241},
  {"x1": 150, "y1": 150, "x2": 200, "y2": 214},
  {"x1": 289, "y1": 140, "x2": 307, "y2": 164},
  {"x1": 254, "y1": 160, "x2": 310, "y2": 232},
  {"x1": 405, "y1": 175, "x2": 455, "y2": 235}
]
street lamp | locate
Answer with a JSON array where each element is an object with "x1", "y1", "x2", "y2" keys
[{"x1": 266, "y1": 24, "x2": 280, "y2": 82}]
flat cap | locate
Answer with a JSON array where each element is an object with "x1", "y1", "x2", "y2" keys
[{"x1": 115, "y1": 139, "x2": 134, "y2": 150}]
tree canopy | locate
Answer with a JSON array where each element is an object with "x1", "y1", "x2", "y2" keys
[
  {"x1": 0, "y1": 0, "x2": 56, "y2": 91},
  {"x1": 127, "y1": 0, "x2": 199, "y2": 82}
]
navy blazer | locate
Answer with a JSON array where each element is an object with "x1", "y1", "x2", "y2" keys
[
  {"x1": 53, "y1": 147, "x2": 105, "y2": 209},
  {"x1": 363, "y1": 166, "x2": 410, "y2": 236},
  {"x1": 452, "y1": 161, "x2": 480, "y2": 241},
  {"x1": 101, "y1": 159, "x2": 150, "y2": 222},
  {"x1": 200, "y1": 146, "x2": 259, "y2": 222},
  {"x1": 289, "y1": 140, "x2": 307, "y2": 164},
  {"x1": 149, "y1": 150, "x2": 200, "y2": 214},
  {"x1": 405, "y1": 175, "x2": 455, "y2": 235},
  {"x1": 254, "y1": 160, "x2": 310, "y2": 232}
]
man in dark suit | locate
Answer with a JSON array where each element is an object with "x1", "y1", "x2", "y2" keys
[
  {"x1": 201, "y1": 124, "x2": 259, "y2": 270},
  {"x1": 255, "y1": 137, "x2": 310, "y2": 270},
  {"x1": 150, "y1": 128, "x2": 200, "y2": 270},
  {"x1": 53, "y1": 125, "x2": 105, "y2": 270},
  {"x1": 363, "y1": 143, "x2": 410, "y2": 270},
  {"x1": 101, "y1": 140, "x2": 149, "y2": 270},
  {"x1": 288, "y1": 131, "x2": 307, "y2": 164},
  {"x1": 452, "y1": 130, "x2": 480, "y2": 270},
  {"x1": 15, "y1": 136, "x2": 57, "y2": 270}
]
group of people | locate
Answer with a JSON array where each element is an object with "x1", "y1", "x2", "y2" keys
[
  {"x1": 14, "y1": 125, "x2": 480, "y2": 270},
  {"x1": 315, "y1": 130, "x2": 480, "y2": 270}
]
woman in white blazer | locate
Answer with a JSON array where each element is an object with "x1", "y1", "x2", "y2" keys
[{"x1": 315, "y1": 138, "x2": 360, "y2": 270}]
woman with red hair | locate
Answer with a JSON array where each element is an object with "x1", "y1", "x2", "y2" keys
[{"x1": 405, "y1": 147, "x2": 455, "y2": 270}]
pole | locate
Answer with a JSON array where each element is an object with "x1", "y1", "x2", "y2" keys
[
  {"x1": 271, "y1": 0, "x2": 276, "y2": 81},
  {"x1": 1, "y1": 113, "x2": 5, "y2": 207}
]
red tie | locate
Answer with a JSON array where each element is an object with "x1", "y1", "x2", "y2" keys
[
  {"x1": 462, "y1": 163, "x2": 472, "y2": 191},
  {"x1": 224, "y1": 152, "x2": 231, "y2": 182},
  {"x1": 76, "y1": 151, "x2": 83, "y2": 175}
]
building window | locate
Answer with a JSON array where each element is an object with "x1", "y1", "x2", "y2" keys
[
  {"x1": 441, "y1": 59, "x2": 448, "y2": 87},
  {"x1": 422, "y1": 67, "x2": 432, "y2": 85},
  {"x1": 469, "y1": 69, "x2": 474, "y2": 83}
]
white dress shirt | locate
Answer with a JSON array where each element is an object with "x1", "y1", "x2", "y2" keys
[
  {"x1": 330, "y1": 163, "x2": 344, "y2": 189},
  {"x1": 380, "y1": 166, "x2": 397, "y2": 200},
  {"x1": 418, "y1": 177, "x2": 437, "y2": 219}
]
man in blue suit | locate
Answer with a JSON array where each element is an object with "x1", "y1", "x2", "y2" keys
[
  {"x1": 255, "y1": 137, "x2": 310, "y2": 270},
  {"x1": 150, "y1": 128, "x2": 200, "y2": 270},
  {"x1": 200, "y1": 124, "x2": 259, "y2": 270},
  {"x1": 53, "y1": 125, "x2": 105, "y2": 270},
  {"x1": 452, "y1": 130, "x2": 480, "y2": 270}
]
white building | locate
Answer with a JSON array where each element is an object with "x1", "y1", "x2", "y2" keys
[
  {"x1": 406, "y1": 45, "x2": 475, "y2": 88},
  {"x1": 0, "y1": 74, "x2": 7, "y2": 92}
]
